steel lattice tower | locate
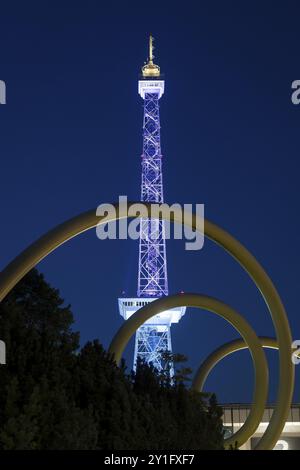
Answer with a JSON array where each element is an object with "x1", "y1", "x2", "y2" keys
[
  {"x1": 138, "y1": 90, "x2": 168, "y2": 298},
  {"x1": 118, "y1": 36, "x2": 186, "y2": 372}
]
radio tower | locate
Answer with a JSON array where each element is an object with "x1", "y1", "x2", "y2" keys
[{"x1": 118, "y1": 36, "x2": 186, "y2": 372}]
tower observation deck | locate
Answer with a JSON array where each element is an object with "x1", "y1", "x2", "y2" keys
[{"x1": 118, "y1": 36, "x2": 186, "y2": 372}]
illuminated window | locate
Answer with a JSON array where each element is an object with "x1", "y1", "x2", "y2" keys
[{"x1": 273, "y1": 440, "x2": 289, "y2": 450}]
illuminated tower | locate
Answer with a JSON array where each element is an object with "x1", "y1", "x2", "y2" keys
[{"x1": 118, "y1": 36, "x2": 186, "y2": 372}]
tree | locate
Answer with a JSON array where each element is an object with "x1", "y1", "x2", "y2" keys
[{"x1": 0, "y1": 269, "x2": 224, "y2": 450}]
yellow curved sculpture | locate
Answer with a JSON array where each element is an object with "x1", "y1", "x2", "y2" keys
[
  {"x1": 0, "y1": 202, "x2": 294, "y2": 450},
  {"x1": 108, "y1": 293, "x2": 268, "y2": 449},
  {"x1": 193, "y1": 336, "x2": 278, "y2": 393}
]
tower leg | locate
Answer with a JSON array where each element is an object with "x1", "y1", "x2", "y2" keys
[{"x1": 133, "y1": 324, "x2": 173, "y2": 375}]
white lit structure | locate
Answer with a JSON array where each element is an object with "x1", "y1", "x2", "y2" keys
[{"x1": 222, "y1": 404, "x2": 300, "y2": 450}]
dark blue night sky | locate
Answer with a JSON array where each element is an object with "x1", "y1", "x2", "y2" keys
[{"x1": 0, "y1": 0, "x2": 299, "y2": 403}]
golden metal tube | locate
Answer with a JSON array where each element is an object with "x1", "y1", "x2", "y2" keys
[
  {"x1": 108, "y1": 293, "x2": 269, "y2": 449},
  {"x1": 0, "y1": 202, "x2": 294, "y2": 450},
  {"x1": 193, "y1": 336, "x2": 279, "y2": 393}
]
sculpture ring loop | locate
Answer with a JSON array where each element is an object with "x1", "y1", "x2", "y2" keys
[
  {"x1": 108, "y1": 293, "x2": 269, "y2": 449},
  {"x1": 0, "y1": 202, "x2": 294, "y2": 450}
]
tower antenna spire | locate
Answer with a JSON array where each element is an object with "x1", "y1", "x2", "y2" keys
[
  {"x1": 142, "y1": 34, "x2": 160, "y2": 77},
  {"x1": 149, "y1": 34, "x2": 154, "y2": 63}
]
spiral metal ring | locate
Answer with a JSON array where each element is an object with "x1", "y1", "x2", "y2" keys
[
  {"x1": 0, "y1": 202, "x2": 294, "y2": 450},
  {"x1": 192, "y1": 336, "x2": 279, "y2": 393},
  {"x1": 108, "y1": 293, "x2": 269, "y2": 449}
]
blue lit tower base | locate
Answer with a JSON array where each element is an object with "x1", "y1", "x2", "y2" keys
[
  {"x1": 118, "y1": 36, "x2": 186, "y2": 373},
  {"x1": 118, "y1": 298, "x2": 186, "y2": 372}
]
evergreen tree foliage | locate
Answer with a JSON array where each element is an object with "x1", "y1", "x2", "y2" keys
[{"x1": 0, "y1": 269, "x2": 224, "y2": 450}]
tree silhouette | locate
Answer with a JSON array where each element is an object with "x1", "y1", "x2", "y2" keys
[{"x1": 0, "y1": 269, "x2": 224, "y2": 450}]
